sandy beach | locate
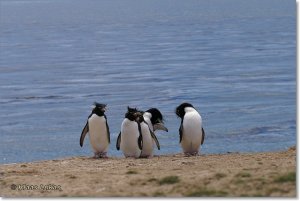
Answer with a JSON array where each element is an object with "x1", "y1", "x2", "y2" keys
[{"x1": 0, "y1": 146, "x2": 296, "y2": 197}]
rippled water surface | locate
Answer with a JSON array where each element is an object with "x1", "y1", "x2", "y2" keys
[{"x1": 0, "y1": 0, "x2": 296, "y2": 164}]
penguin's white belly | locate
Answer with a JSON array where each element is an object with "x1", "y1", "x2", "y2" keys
[
  {"x1": 140, "y1": 123, "x2": 154, "y2": 157},
  {"x1": 143, "y1": 116, "x2": 154, "y2": 132},
  {"x1": 181, "y1": 112, "x2": 203, "y2": 153},
  {"x1": 88, "y1": 115, "x2": 109, "y2": 154},
  {"x1": 120, "y1": 119, "x2": 141, "y2": 158}
]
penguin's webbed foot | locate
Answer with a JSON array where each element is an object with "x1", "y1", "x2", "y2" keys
[
  {"x1": 146, "y1": 155, "x2": 153, "y2": 159},
  {"x1": 125, "y1": 156, "x2": 139, "y2": 159},
  {"x1": 94, "y1": 152, "x2": 108, "y2": 159},
  {"x1": 184, "y1": 152, "x2": 199, "y2": 157},
  {"x1": 139, "y1": 155, "x2": 153, "y2": 159}
]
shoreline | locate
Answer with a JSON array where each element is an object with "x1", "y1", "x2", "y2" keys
[
  {"x1": 0, "y1": 146, "x2": 294, "y2": 165},
  {"x1": 0, "y1": 147, "x2": 296, "y2": 197}
]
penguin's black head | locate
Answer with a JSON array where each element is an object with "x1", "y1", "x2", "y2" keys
[
  {"x1": 92, "y1": 102, "x2": 107, "y2": 116},
  {"x1": 146, "y1": 108, "x2": 164, "y2": 125},
  {"x1": 125, "y1": 106, "x2": 139, "y2": 121},
  {"x1": 94, "y1": 102, "x2": 106, "y2": 109},
  {"x1": 175, "y1": 102, "x2": 194, "y2": 118},
  {"x1": 127, "y1": 106, "x2": 138, "y2": 113}
]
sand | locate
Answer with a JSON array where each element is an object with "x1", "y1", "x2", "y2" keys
[{"x1": 0, "y1": 146, "x2": 296, "y2": 197}]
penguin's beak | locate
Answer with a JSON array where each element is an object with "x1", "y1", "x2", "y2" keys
[
  {"x1": 153, "y1": 122, "x2": 168, "y2": 132},
  {"x1": 103, "y1": 106, "x2": 107, "y2": 112}
]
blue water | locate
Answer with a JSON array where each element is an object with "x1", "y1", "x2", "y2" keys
[{"x1": 0, "y1": 0, "x2": 296, "y2": 164}]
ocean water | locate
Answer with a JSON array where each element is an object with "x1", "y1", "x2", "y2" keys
[{"x1": 0, "y1": 0, "x2": 296, "y2": 164}]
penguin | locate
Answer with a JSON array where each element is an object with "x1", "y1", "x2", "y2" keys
[
  {"x1": 143, "y1": 108, "x2": 168, "y2": 133},
  {"x1": 116, "y1": 107, "x2": 143, "y2": 158},
  {"x1": 137, "y1": 111, "x2": 160, "y2": 158},
  {"x1": 140, "y1": 108, "x2": 167, "y2": 158},
  {"x1": 175, "y1": 102, "x2": 205, "y2": 156},
  {"x1": 80, "y1": 102, "x2": 110, "y2": 158}
]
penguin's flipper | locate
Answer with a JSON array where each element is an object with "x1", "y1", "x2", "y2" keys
[
  {"x1": 150, "y1": 129, "x2": 160, "y2": 150},
  {"x1": 138, "y1": 135, "x2": 143, "y2": 150},
  {"x1": 179, "y1": 119, "x2": 183, "y2": 143},
  {"x1": 116, "y1": 132, "x2": 121, "y2": 150},
  {"x1": 137, "y1": 122, "x2": 143, "y2": 150},
  {"x1": 153, "y1": 123, "x2": 168, "y2": 132},
  {"x1": 104, "y1": 115, "x2": 110, "y2": 143},
  {"x1": 201, "y1": 127, "x2": 205, "y2": 145},
  {"x1": 80, "y1": 121, "x2": 89, "y2": 147}
]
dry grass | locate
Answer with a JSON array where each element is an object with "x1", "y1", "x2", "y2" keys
[{"x1": 0, "y1": 147, "x2": 296, "y2": 197}]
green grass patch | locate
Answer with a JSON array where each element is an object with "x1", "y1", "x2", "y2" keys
[
  {"x1": 253, "y1": 194, "x2": 264, "y2": 197},
  {"x1": 186, "y1": 188, "x2": 228, "y2": 197},
  {"x1": 255, "y1": 177, "x2": 266, "y2": 185},
  {"x1": 236, "y1": 172, "x2": 251, "y2": 178},
  {"x1": 65, "y1": 174, "x2": 77, "y2": 179},
  {"x1": 139, "y1": 192, "x2": 147, "y2": 196},
  {"x1": 233, "y1": 179, "x2": 245, "y2": 185},
  {"x1": 148, "y1": 178, "x2": 158, "y2": 182},
  {"x1": 266, "y1": 187, "x2": 282, "y2": 195},
  {"x1": 158, "y1": 176, "x2": 180, "y2": 185},
  {"x1": 274, "y1": 172, "x2": 296, "y2": 183},
  {"x1": 153, "y1": 191, "x2": 166, "y2": 197},
  {"x1": 126, "y1": 170, "x2": 138, "y2": 174},
  {"x1": 240, "y1": 194, "x2": 250, "y2": 197},
  {"x1": 215, "y1": 173, "x2": 227, "y2": 179}
]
